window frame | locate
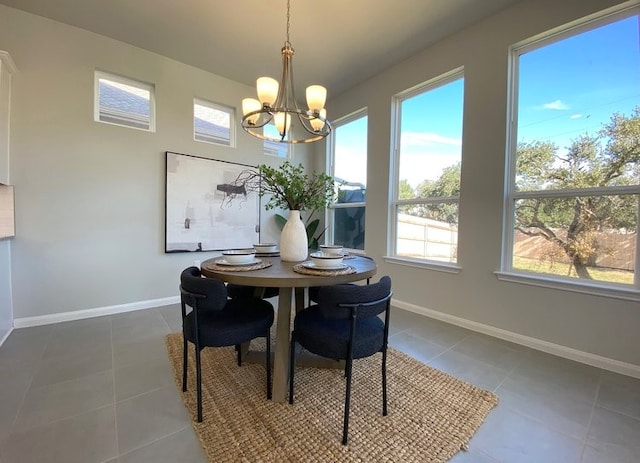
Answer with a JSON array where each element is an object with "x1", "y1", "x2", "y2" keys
[
  {"x1": 326, "y1": 108, "x2": 368, "y2": 252},
  {"x1": 499, "y1": 5, "x2": 640, "y2": 300},
  {"x1": 193, "y1": 97, "x2": 236, "y2": 147},
  {"x1": 94, "y1": 70, "x2": 155, "y2": 132},
  {"x1": 388, "y1": 67, "x2": 464, "y2": 271}
]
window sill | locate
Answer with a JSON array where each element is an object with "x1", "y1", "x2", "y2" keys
[
  {"x1": 383, "y1": 256, "x2": 461, "y2": 274},
  {"x1": 495, "y1": 271, "x2": 640, "y2": 302}
]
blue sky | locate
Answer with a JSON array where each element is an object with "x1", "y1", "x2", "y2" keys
[{"x1": 334, "y1": 12, "x2": 639, "y2": 190}]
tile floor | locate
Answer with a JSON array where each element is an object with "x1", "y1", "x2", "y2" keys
[{"x1": 0, "y1": 305, "x2": 638, "y2": 463}]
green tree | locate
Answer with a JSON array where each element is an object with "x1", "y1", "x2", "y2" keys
[
  {"x1": 415, "y1": 163, "x2": 461, "y2": 224},
  {"x1": 398, "y1": 179, "x2": 415, "y2": 200},
  {"x1": 514, "y1": 107, "x2": 639, "y2": 279}
]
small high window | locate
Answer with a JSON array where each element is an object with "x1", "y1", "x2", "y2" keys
[
  {"x1": 94, "y1": 71, "x2": 155, "y2": 131},
  {"x1": 194, "y1": 98, "x2": 235, "y2": 147}
]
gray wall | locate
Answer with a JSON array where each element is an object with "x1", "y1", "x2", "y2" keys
[
  {"x1": 325, "y1": 0, "x2": 640, "y2": 369},
  {"x1": 0, "y1": 5, "x2": 311, "y2": 323}
]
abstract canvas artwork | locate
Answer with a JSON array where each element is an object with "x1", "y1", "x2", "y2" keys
[{"x1": 165, "y1": 151, "x2": 260, "y2": 252}]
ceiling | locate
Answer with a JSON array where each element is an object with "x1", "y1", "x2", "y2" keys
[{"x1": 0, "y1": 0, "x2": 523, "y2": 96}]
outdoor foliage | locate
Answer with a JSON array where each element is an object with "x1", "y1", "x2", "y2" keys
[{"x1": 401, "y1": 107, "x2": 639, "y2": 279}]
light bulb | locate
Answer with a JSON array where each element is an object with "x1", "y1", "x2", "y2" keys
[
  {"x1": 274, "y1": 112, "x2": 291, "y2": 137},
  {"x1": 257, "y1": 77, "x2": 279, "y2": 106},
  {"x1": 242, "y1": 98, "x2": 261, "y2": 125},
  {"x1": 306, "y1": 85, "x2": 327, "y2": 111},
  {"x1": 310, "y1": 108, "x2": 326, "y2": 132}
]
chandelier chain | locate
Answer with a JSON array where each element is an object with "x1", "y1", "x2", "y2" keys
[{"x1": 286, "y1": 0, "x2": 291, "y2": 45}]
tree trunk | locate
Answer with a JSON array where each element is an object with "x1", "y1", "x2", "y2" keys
[{"x1": 572, "y1": 257, "x2": 592, "y2": 279}]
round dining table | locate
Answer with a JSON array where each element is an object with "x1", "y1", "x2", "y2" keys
[{"x1": 200, "y1": 254, "x2": 378, "y2": 402}]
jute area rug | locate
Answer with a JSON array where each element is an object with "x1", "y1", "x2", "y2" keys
[{"x1": 165, "y1": 333, "x2": 498, "y2": 463}]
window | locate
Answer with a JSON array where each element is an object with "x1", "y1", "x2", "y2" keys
[
  {"x1": 94, "y1": 71, "x2": 155, "y2": 131},
  {"x1": 328, "y1": 110, "x2": 367, "y2": 250},
  {"x1": 504, "y1": 8, "x2": 639, "y2": 291},
  {"x1": 194, "y1": 98, "x2": 235, "y2": 147},
  {"x1": 391, "y1": 69, "x2": 464, "y2": 264},
  {"x1": 263, "y1": 125, "x2": 290, "y2": 158}
]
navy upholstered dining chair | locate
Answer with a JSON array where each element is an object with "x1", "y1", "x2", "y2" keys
[
  {"x1": 180, "y1": 266, "x2": 275, "y2": 422},
  {"x1": 288, "y1": 276, "x2": 393, "y2": 445}
]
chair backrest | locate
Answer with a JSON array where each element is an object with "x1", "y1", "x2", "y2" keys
[
  {"x1": 316, "y1": 276, "x2": 392, "y2": 320},
  {"x1": 180, "y1": 266, "x2": 228, "y2": 312}
]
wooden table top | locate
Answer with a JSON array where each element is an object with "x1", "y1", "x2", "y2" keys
[{"x1": 200, "y1": 255, "x2": 378, "y2": 287}]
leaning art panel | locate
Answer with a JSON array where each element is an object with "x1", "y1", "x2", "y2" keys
[{"x1": 165, "y1": 151, "x2": 259, "y2": 252}]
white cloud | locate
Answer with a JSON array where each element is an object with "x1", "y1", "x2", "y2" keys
[
  {"x1": 542, "y1": 100, "x2": 570, "y2": 110},
  {"x1": 402, "y1": 132, "x2": 462, "y2": 147},
  {"x1": 570, "y1": 114, "x2": 582, "y2": 119}
]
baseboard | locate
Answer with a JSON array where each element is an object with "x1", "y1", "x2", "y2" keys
[
  {"x1": 0, "y1": 326, "x2": 12, "y2": 347},
  {"x1": 392, "y1": 298, "x2": 640, "y2": 380},
  {"x1": 13, "y1": 296, "x2": 180, "y2": 328}
]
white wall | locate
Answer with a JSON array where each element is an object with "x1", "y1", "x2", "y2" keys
[
  {"x1": 326, "y1": 0, "x2": 640, "y2": 370},
  {"x1": 0, "y1": 5, "x2": 312, "y2": 324}
]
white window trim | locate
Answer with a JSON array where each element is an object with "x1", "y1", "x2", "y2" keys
[
  {"x1": 389, "y1": 67, "x2": 464, "y2": 265},
  {"x1": 502, "y1": 4, "x2": 640, "y2": 291},
  {"x1": 326, "y1": 108, "x2": 368, "y2": 251},
  {"x1": 193, "y1": 97, "x2": 236, "y2": 148},
  {"x1": 94, "y1": 70, "x2": 155, "y2": 132}
]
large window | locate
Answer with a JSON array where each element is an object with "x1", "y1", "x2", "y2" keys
[
  {"x1": 391, "y1": 69, "x2": 464, "y2": 264},
  {"x1": 193, "y1": 98, "x2": 235, "y2": 147},
  {"x1": 94, "y1": 71, "x2": 155, "y2": 131},
  {"x1": 504, "y1": 8, "x2": 639, "y2": 291},
  {"x1": 328, "y1": 110, "x2": 367, "y2": 250}
]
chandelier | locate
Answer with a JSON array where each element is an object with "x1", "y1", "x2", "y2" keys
[{"x1": 241, "y1": 0, "x2": 331, "y2": 144}]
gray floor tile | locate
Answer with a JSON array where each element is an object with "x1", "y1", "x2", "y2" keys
[
  {"x1": 586, "y1": 406, "x2": 640, "y2": 462},
  {"x1": 113, "y1": 336, "x2": 170, "y2": 369},
  {"x1": 0, "y1": 375, "x2": 30, "y2": 444},
  {"x1": 428, "y1": 349, "x2": 510, "y2": 391},
  {"x1": 450, "y1": 448, "x2": 499, "y2": 462},
  {"x1": 111, "y1": 316, "x2": 170, "y2": 346},
  {"x1": 12, "y1": 370, "x2": 114, "y2": 434},
  {"x1": 451, "y1": 334, "x2": 525, "y2": 371},
  {"x1": 119, "y1": 427, "x2": 207, "y2": 463},
  {"x1": 44, "y1": 317, "x2": 112, "y2": 359},
  {"x1": 512, "y1": 350, "x2": 601, "y2": 404},
  {"x1": 496, "y1": 374, "x2": 594, "y2": 440},
  {"x1": 581, "y1": 444, "x2": 630, "y2": 463},
  {"x1": 30, "y1": 341, "x2": 112, "y2": 387},
  {"x1": 597, "y1": 372, "x2": 640, "y2": 420},
  {"x1": 392, "y1": 311, "x2": 470, "y2": 348},
  {"x1": 471, "y1": 405, "x2": 583, "y2": 463},
  {"x1": 1, "y1": 405, "x2": 117, "y2": 463},
  {"x1": 388, "y1": 331, "x2": 450, "y2": 364},
  {"x1": 157, "y1": 304, "x2": 182, "y2": 333},
  {"x1": 116, "y1": 385, "x2": 192, "y2": 455},
  {"x1": 115, "y1": 356, "x2": 174, "y2": 402}
]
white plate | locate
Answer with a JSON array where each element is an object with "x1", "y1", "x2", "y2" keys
[
  {"x1": 216, "y1": 258, "x2": 262, "y2": 266},
  {"x1": 301, "y1": 261, "x2": 348, "y2": 271}
]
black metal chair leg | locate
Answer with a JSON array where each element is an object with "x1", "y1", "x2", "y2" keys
[
  {"x1": 382, "y1": 349, "x2": 388, "y2": 416},
  {"x1": 195, "y1": 346, "x2": 203, "y2": 422},
  {"x1": 288, "y1": 336, "x2": 296, "y2": 404},
  {"x1": 342, "y1": 357, "x2": 354, "y2": 445},
  {"x1": 266, "y1": 330, "x2": 272, "y2": 399},
  {"x1": 236, "y1": 344, "x2": 242, "y2": 366},
  {"x1": 182, "y1": 332, "x2": 188, "y2": 392}
]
